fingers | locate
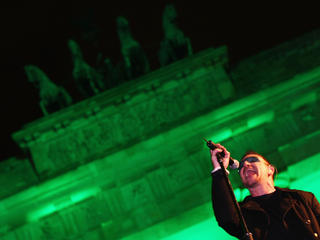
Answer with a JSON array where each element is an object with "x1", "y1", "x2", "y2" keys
[
  {"x1": 212, "y1": 143, "x2": 229, "y2": 157},
  {"x1": 210, "y1": 148, "x2": 222, "y2": 169},
  {"x1": 210, "y1": 143, "x2": 230, "y2": 169},
  {"x1": 210, "y1": 148, "x2": 223, "y2": 156}
]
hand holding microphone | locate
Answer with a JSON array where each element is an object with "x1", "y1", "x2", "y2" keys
[{"x1": 204, "y1": 139, "x2": 239, "y2": 170}]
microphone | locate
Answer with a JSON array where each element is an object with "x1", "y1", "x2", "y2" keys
[{"x1": 203, "y1": 138, "x2": 239, "y2": 170}]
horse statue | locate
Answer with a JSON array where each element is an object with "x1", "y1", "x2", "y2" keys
[
  {"x1": 24, "y1": 65, "x2": 72, "y2": 115},
  {"x1": 117, "y1": 16, "x2": 150, "y2": 80},
  {"x1": 158, "y1": 4, "x2": 193, "y2": 66},
  {"x1": 96, "y1": 53, "x2": 124, "y2": 89},
  {"x1": 68, "y1": 39, "x2": 105, "y2": 98}
]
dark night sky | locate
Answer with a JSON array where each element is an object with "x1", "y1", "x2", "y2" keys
[{"x1": 1, "y1": 1, "x2": 320, "y2": 161}]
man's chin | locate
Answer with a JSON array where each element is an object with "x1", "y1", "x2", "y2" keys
[{"x1": 243, "y1": 179, "x2": 258, "y2": 188}]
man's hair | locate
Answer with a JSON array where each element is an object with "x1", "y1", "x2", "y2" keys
[{"x1": 240, "y1": 151, "x2": 278, "y2": 180}]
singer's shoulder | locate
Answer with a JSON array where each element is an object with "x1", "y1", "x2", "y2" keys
[
  {"x1": 276, "y1": 187, "x2": 317, "y2": 201},
  {"x1": 240, "y1": 187, "x2": 317, "y2": 207},
  {"x1": 240, "y1": 187, "x2": 314, "y2": 201},
  {"x1": 276, "y1": 186, "x2": 312, "y2": 194}
]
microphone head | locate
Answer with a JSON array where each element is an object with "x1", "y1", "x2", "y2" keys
[{"x1": 230, "y1": 159, "x2": 240, "y2": 170}]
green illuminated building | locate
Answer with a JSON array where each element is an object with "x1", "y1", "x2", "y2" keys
[{"x1": 1, "y1": 29, "x2": 320, "y2": 239}]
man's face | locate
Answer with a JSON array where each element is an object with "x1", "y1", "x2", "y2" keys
[{"x1": 239, "y1": 154, "x2": 273, "y2": 188}]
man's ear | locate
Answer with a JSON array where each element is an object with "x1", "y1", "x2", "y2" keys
[{"x1": 268, "y1": 165, "x2": 275, "y2": 177}]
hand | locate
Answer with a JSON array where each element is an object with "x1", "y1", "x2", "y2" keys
[{"x1": 210, "y1": 143, "x2": 230, "y2": 170}]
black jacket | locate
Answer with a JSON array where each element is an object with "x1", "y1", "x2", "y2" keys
[{"x1": 212, "y1": 169, "x2": 320, "y2": 240}]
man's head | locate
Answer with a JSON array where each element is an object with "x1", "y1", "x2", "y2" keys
[{"x1": 238, "y1": 151, "x2": 277, "y2": 189}]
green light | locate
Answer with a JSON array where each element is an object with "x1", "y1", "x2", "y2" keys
[
  {"x1": 27, "y1": 187, "x2": 100, "y2": 222},
  {"x1": 232, "y1": 125, "x2": 249, "y2": 136},
  {"x1": 233, "y1": 188, "x2": 250, "y2": 202},
  {"x1": 210, "y1": 128, "x2": 232, "y2": 143},
  {"x1": 27, "y1": 204, "x2": 56, "y2": 222},
  {"x1": 288, "y1": 153, "x2": 320, "y2": 199},
  {"x1": 70, "y1": 187, "x2": 100, "y2": 203},
  {"x1": 290, "y1": 91, "x2": 317, "y2": 110},
  {"x1": 234, "y1": 188, "x2": 241, "y2": 201},
  {"x1": 247, "y1": 111, "x2": 274, "y2": 129},
  {"x1": 162, "y1": 218, "x2": 237, "y2": 240},
  {"x1": 290, "y1": 171, "x2": 320, "y2": 199},
  {"x1": 274, "y1": 173, "x2": 291, "y2": 188}
]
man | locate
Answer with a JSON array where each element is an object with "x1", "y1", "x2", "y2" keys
[{"x1": 210, "y1": 143, "x2": 320, "y2": 240}]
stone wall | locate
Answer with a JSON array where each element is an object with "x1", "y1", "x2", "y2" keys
[{"x1": 1, "y1": 66, "x2": 320, "y2": 239}]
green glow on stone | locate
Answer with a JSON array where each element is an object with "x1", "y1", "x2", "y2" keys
[
  {"x1": 234, "y1": 188, "x2": 241, "y2": 201},
  {"x1": 247, "y1": 111, "x2": 274, "y2": 129},
  {"x1": 210, "y1": 128, "x2": 232, "y2": 143},
  {"x1": 27, "y1": 204, "x2": 56, "y2": 222},
  {"x1": 290, "y1": 170, "x2": 320, "y2": 199},
  {"x1": 274, "y1": 175, "x2": 291, "y2": 188},
  {"x1": 162, "y1": 218, "x2": 238, "y2": 240},
  {"x1": 240, "y1": 188, "x2": 250, "y2": 201},
  {"x1": 290, "y1": 91, "x2": 317, "y2": 110},
  {"x1": 70, "y1": 187, "x2": 100, "y2": 203},
  {"x1": 232, "y1": 125, "x2": 249, "y2": 136},
  {"x1": 233, "y1": 188, "x2": 250, "y2": 202},
  {"x1": 288, "y1": 153, "x2": 320, "y2": 199},
  {"x1": 27, "y1": 187, "x2": 100, "y2": 222}
]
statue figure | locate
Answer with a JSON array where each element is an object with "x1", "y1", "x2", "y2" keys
[
  {"x1": 24, "y1": 65, "x2": 72, "y2": 115},
  {"x1": 68, "y1": 39, "x2": 105, "y2": 97},
  {"x1": 158, "y1": 4, "x2": 193, "y2": 66},
  {"x1": 96, "y1": 54, "x2": 123, "y2": 89},
  {"x1": 117, "y1": 16, "x2": 150, "y2": 80}
]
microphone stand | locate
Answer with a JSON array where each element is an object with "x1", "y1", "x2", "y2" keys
[{"x1": 206, "y1": 140, "x2": 254, "y2": 240}]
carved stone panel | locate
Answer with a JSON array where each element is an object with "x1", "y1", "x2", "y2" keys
[{"x1": 25, "y1": 60, "x2": 234, "y2": 178}]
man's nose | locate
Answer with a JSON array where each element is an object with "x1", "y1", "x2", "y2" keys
[{"x1": 243, "y1": 161, "x2": 251, "y2": 167}]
